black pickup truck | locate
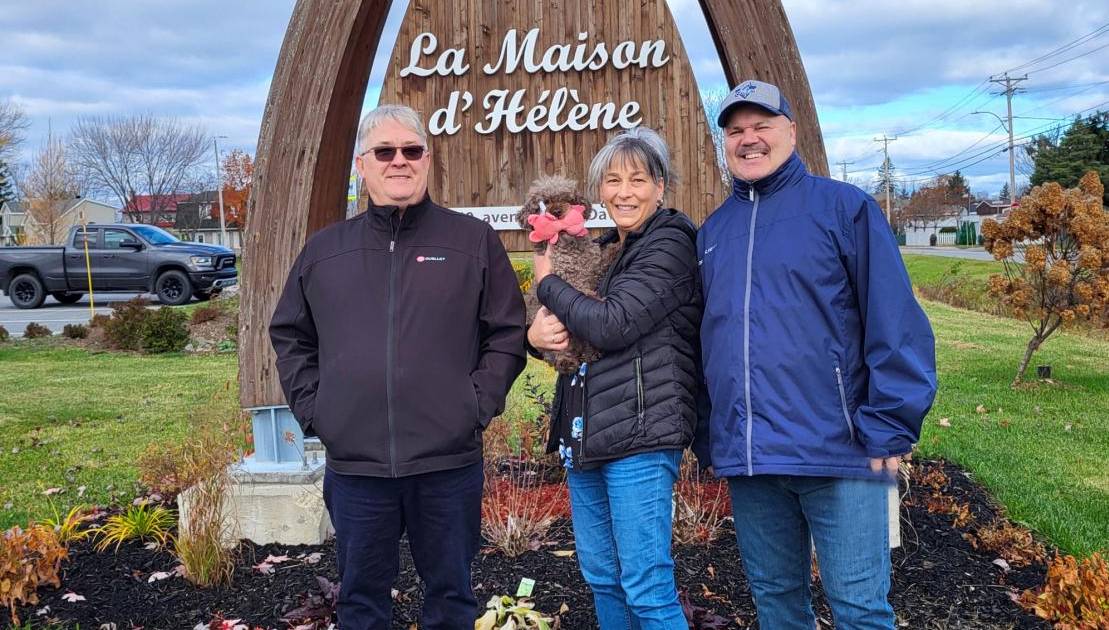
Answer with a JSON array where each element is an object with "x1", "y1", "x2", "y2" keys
[{"x1": 0, "y1": 224, "x2": 237, "y2": 309}]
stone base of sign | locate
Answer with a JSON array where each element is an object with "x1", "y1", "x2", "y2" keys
[{"x1": 178, "y1": 456, "x2": 332, "y2": 547}]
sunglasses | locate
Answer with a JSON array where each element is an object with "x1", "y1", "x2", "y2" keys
[{"x1": 363, "y1": 145, "x2": 427, "y2": 162}]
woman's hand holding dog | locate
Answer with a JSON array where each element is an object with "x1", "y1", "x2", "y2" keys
[
  {"x1": 533, "y1": 248, "x2": 553, "y2": 284},
  {"x1": 528, "y1": 306, "x2": 569, "y2": 351}
]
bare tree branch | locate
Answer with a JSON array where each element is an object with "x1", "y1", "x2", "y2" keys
[
  {"x1": 0, "y1": 99, "x2": 30, "y2": 161},
  {"x1": 69, "y1": 114, "x2": 209, "y2": 224},
  {"x1": 21, "y1": 133, "x2": 81, "y2": 245}
]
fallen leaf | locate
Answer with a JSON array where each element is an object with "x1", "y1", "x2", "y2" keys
[
  {"x1": 707, "y1": 565, "x2": 716, "y2": 579},
  {"x1": 144, "y1": 541, "x2": 160, "y2": 551},
  {"x1": 998, "y1": 418, "x2": 1011, "y2": 429},
  {"x1": 36, "y1": 606, "x2": 50, "y2": 617},
  {"x1": 551, "y1": 550, "x2": 575, "y2": 558},
  {"x1": 43, "y1": 487, "x2": 62, "y2": 496},
  {"x1": 993, "y1": 558, "x2": 1011, "y2": 571},
  {"x1": 77, "y1": 485, "x2": 87, "y2": 498},
  {"x1": 304, "y1": 551, "x2": 322, "y2": 564},
  {"x1": 1064, "y1": 423, "x2": 1072, "y2": 431},
  {"x1": 975, "y1": 404, "x2": 988, "y2": 414},
  {"x1": 937, "y1": 417, "x2": 951, "y2": 428},
  {"x1": 559, "y1": 603, "x2": 570, "y2": 614},
  {"x1": 61, "y1": 591, "x2": 86, "y2": 602}
]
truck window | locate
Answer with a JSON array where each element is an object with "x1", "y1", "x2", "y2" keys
[
  {"x1": 73, "y1": 228, "x2": 99, "y2": 248},
  {"x1": 103, "y1": 229, "x2": 133, "y2": 249}
]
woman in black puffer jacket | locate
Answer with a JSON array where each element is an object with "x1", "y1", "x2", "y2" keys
[{"x1": 529, "y1": 127, "x2": 704, "y2": 629}]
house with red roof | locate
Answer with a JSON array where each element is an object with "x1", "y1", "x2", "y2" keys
[{"x1": 122, "y1": 193, "x2": 192, "y2": 228}]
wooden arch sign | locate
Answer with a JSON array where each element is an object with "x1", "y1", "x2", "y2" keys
[{"x1": 241, "y1": 0, "x2": 828, "y2": 408}]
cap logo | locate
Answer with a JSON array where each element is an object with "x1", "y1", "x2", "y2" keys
[{"x1": 735, "y1": 82, "x2": 757, "y2": 98}]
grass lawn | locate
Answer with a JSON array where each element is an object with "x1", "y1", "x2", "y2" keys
[
  {"x1": 917, "y1": 299, "x2": 1108, "y2": 557},
  {"x1": 0, "y1": 341, "x2": 238, "y2": 529},
  {"x1": 902, "y1": 253, "x2": 1001, "y2": 286}
]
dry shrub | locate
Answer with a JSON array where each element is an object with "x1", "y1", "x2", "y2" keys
[
  {"x1": 88, "y1": 313, "x2": 110, "y2": 328},
  {"x1": 190, "y1": 304, "x2": 222, "y2": 325},
  {"x1": 23, "y1": 322, "x2": 50, "y2": 338},
  {"x1": 982, "y1": 171, "x2": 1109, "y2": 384},
  {"x1": 1020, "y1": 552, "x2": 1109, "y2": 629},
  {"x1": 910, "y1": 462, "x2": 975, "y2": 528},
  {"x1": 673, "y1": 455, "x2": 731, "y2": 545},
  {"x1": 62, "y1": 323, "x2": 88, "y2": 339},
  {"x1": 963, "y1": 519, "x2": 1046, "y2": 567},
  {"x1": 0, "y1": 325, "x2": 8, "y2": 342},
  {"x1": 140, "y1": 383, "x2": 243, "y2": 586},
  {"x1": 141, "y1": 306, "x2": 189, "y2": 353},
  {"x1": 0, "y1": 525, "x2": 67, "y2": 625},
  {"x1": 481, "y1": 471, "x2": 565, "y2": 557},
  {"x1": 104, "y1": 297, "x2": 151, "y2": 350}
]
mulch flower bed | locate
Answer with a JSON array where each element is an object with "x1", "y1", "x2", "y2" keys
[{"x1": 16, "y1": 460, "x2": 1051, "y2": 629}]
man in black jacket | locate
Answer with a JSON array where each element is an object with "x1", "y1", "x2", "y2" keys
[{"x1": 269, "y1": 104, "x2": 526, "y2": 630}]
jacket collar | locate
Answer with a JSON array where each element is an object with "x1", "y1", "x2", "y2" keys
[
  {"x1": 366, "y1": 192, "x2": 434, "y2": 232},
  {"x1": 731, "y1": 151, "x2": 807, "y2": 200},
  {"x1": 596, "y1": 207, "x2": 675, "y2": 248}
]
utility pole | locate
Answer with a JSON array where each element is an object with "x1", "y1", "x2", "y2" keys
[
  {"x1": 989, "y1": 72, "x2": 1027, "y2": 210},
  {"x1": 212, "y1": 136, "x2": 228, "y2": 247},
  {"x1": 836, "y1": 160, "x2": 854, "y2": 182},
  {"x1": 874, "y1": 135, "x2": 897, "y2": 224}
]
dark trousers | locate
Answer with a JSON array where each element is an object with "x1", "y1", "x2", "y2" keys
[{"x1": 322, "y1": 462, "x2": 484, "y2": 630}]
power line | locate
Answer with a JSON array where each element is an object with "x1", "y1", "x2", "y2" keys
[
  {"x1": 890, "y1": 80, "x2": 991, "y2": 137},
  {"x1": 1004, "y1": 22, "x2": 1109, "y2": 73},
  {"x1": 897, "y1": 99, "x2": 1108, "y2": 177},
  {"x1": 1026, "y1": 40, "x2": 1109, "y2": 75}
]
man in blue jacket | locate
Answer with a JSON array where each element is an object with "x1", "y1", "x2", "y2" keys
[{"x1": 698, "y1": 80, "x2": 937, "y2": 629}]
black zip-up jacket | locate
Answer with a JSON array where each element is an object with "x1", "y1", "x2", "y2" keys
[
  {"x1": 537, "y1": 208, "x2": 704, "y2": 465},
  {"x1": 269, "y1": 195, "x2": 526, "y2": 477}
]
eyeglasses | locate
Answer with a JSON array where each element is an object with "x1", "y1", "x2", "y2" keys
[{"x1": 362, "y1": 145, "x2": 427, "y2": 162}]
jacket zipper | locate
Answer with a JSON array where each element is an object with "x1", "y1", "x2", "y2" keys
[
  {"x1": 386, "y1": 218, "x2": 400, "y2": 477},
  {"x1": 834, "y1": 362, "x2": 856, "y2": 442},
  {"x1": 743, "y1": 187, "x2": 759, "y2": 476},
  {"x1": 634, "y1": 356, "x2": 645, "y2": 432},
  {"x1": 578, "y1": 363, "x2": 589, "y2": 460}
]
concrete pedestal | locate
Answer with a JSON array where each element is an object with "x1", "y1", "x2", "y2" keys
[{"x1": 178, "y1": 456, "x2": 333, "y2": 546}]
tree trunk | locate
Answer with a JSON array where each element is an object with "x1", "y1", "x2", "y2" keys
[{"x1": 1013, "y1": 335, "x2": 1043, "y2": 387}]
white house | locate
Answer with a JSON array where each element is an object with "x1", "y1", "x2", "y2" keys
[
  {"x1": 0, "y1": 200, "x2": 28, "y2": 245},
  {"x1": 14, "y1": 198, "x2": 119, "y2": 245},
  {"x1": 902, "y1": 202, "x2": 1009, "y2": 247}
]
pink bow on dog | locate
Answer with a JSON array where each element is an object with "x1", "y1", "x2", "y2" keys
[{"x1": 528, "y1": 204, "x2": 589, "y2": 244}]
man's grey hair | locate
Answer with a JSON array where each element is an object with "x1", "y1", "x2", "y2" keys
[
  {"x1": 586, "y1": 126, "x2": 675, "y2": 201},
  {"x1": 356, "y1": 104, "x2": 428, "y2": 154}
]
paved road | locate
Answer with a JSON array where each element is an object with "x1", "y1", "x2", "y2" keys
[
  {"x1": 900, "y1": 246, "x2": 1022, "y2": 262},
  {"x1": 1, "y1": 292, "x2": 152, "y2": 337}
]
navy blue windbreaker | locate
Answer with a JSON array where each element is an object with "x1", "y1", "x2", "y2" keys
[{"x1": 697, "y1": 152, "x2": 937, "y2": 478}]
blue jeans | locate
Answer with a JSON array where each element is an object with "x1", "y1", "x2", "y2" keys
[
  {"x1": 727, "y1": 475, "x2": 894, "y2": 630},
  {"x1": 568, "y1": 449, "x2": 687, "y2": 630}
]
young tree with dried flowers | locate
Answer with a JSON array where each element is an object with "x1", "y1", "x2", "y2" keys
[{"x1": 981, "y1": 171, "x2": 1109, "y2": 386}]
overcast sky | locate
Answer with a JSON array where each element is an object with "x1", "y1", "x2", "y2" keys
[{"x1": 2, "y1": 0, "x2": 1107, "y2": 199}]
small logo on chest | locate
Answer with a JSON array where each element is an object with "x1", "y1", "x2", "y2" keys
[{"x1": 416, "y1": 255, "x2": 447, "y2": 263}]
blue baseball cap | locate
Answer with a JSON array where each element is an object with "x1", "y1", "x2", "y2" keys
[{"x1": 717, "y1": 80, "x2": 794, "y2": 127}]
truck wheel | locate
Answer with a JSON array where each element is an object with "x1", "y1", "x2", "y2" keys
[
  {"x1": 155, "y1": 270, "x2": 193, "y2": 306},
  {"x1": 51, "y1": 292, "x2": 84, "y2": 305},
  {"x1": 10, "y1": 273, "x2": 46, "y2": 309}
]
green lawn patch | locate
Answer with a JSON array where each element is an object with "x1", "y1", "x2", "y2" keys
[
  {"x1": 0, "y1": 340, "x2": 238, "y2": 529},
  {"x1": 917, "y1": 299, "x2": 1109, "y2": 557}
]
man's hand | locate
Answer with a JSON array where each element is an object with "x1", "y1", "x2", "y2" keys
[
  {"x1": 869, "y1": 452, "x2": 911, "y2": 476},
  {"x1": 528, "y1": 306, "x2": 569, "y2": 351},
  {"x1": 533, "y1": 248, "x2": 553, "y2": 284}
]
